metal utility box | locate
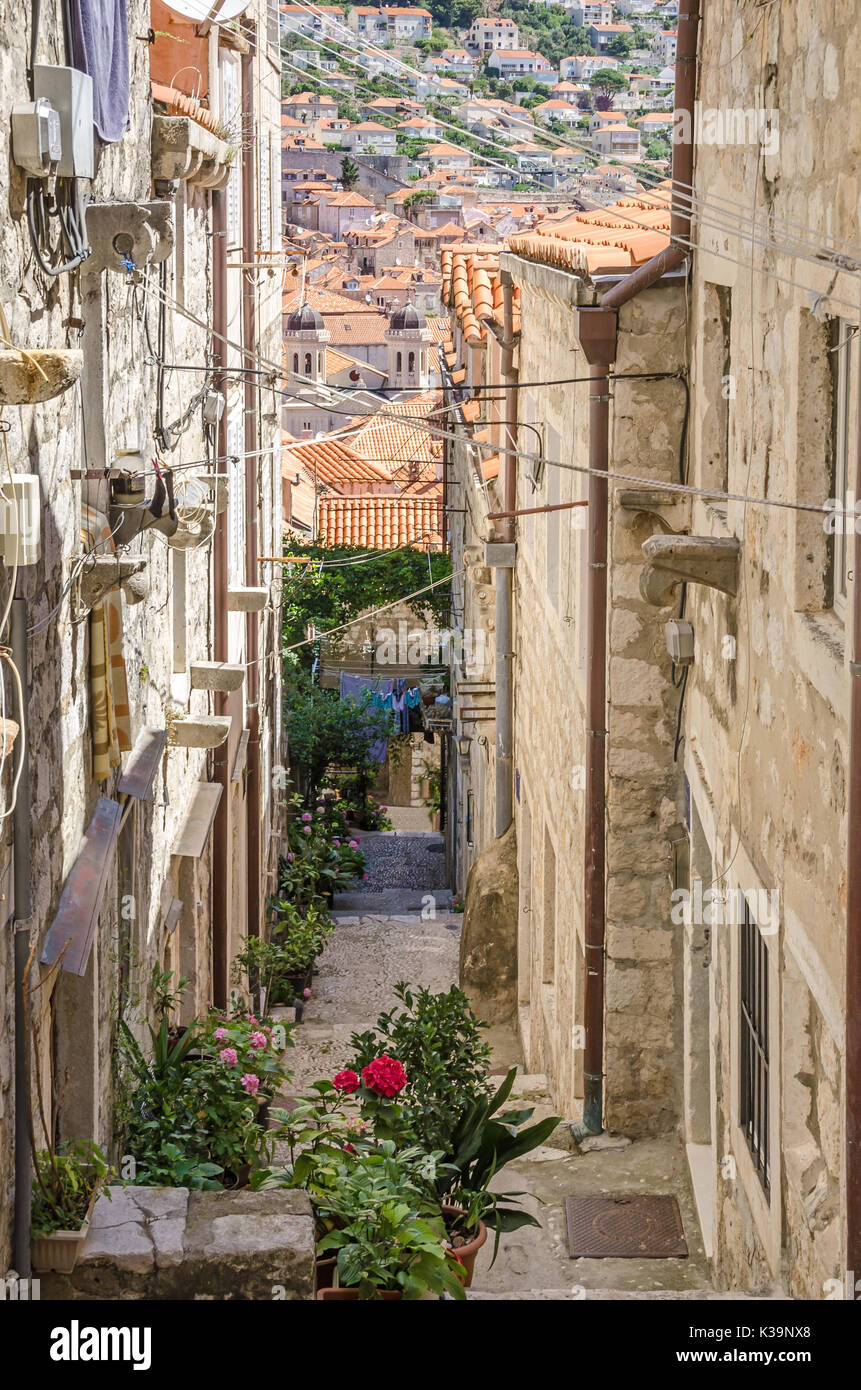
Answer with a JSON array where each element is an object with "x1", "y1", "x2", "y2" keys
[{"x1": 33, "y1": 65, "x2": 94, "y2": 179}]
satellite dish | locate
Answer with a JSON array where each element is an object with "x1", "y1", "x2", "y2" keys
[{"x1": 161, "y1": 0, "x2": 250, "y2": 19}]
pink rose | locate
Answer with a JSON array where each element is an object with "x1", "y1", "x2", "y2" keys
[
  {"x1": 219, "y1": 1048, "x2": 238, "y2": 1065},
  {"x1": 241, "y1": 1073, "x2": 260, "y2": 1095},
  {"x1": 249, "y1": 1031, "x2": 268, "y2": 1050},
  {"x1": 362, "y1": 874, "x2": 369, "y2": 881},
  {"x1": 287, "y1": 852, "x2": 295, "y2": 862},
  {"x1": 349, "y1": 840, "x2": 359, "y2": 849},
  {"x1": 302, "y1": 812, "x2": 312, "y2": 822},
  {"x1": 332, "y1": 839, "x2": 341, "y2": 847},
  {"x1": 333, "y1": 1069, "x2": 360, "y2": 1093},
  {"x1": 213, "y1": 1027, "x2": 228, "y2": 1041},
  {"x1": 303, "y1": 826, "x2": 312, "y2": 835},
  {"x1": 303, "y1": 987, "x2": 312, "y2": 999}
]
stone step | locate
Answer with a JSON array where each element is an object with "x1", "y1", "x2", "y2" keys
[
  {"x1": 333, "y1": 888, "x2": 453, "y2": 913},
  {"x1": 466, "y1": 1288, "x2": 773, "y2": 1301}
]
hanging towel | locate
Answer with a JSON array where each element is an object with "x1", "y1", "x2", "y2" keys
[
  {"x1": 69, "y1": 0, "x2": 130, "y2": 144},
  {"x1": 81, "y1": 503, "x2": 131, "y2": 780},
  {"x1": 339, "y1": 671, "x2": 394, "y2": 763}
]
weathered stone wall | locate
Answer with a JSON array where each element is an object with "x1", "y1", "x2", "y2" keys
[
  {"x1": 682, "y1": 0, "x2": 857, "y2": 1295},
  {"x1": 0, "y1": 1, "x2": 283, "y2": 1274},
  {"x1": 490, "y1": 254, "x2": 686, "y2": 1129}
]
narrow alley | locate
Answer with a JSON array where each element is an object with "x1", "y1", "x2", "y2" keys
[{"x1": 289, "y1": 827, "x2": 730, "y2": 1302}]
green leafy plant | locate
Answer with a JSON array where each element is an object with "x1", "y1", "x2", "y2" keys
[
  {"x1": 349, "y1": 983, "x2": 492, "y2": 1153},
  {"x1": 31, "y1": 1140, "x2": 111, "y2": 1238}
]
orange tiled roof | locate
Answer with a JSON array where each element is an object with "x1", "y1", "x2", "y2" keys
[
  {"x1": 284, "y1": 437, "x2": 392, "y2": 488},
  {"x1": 316, "y1": 496, "x2": 443, "y2": 550},
  {"x1": 151, "y1": 83, "x2": 223, "y2": 136},
  {"x1": 507, "y1": 197, "x2": 670, "y2": 274}
]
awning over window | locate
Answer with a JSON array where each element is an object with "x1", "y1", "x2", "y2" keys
[
  {"x1": 173, "y1": 782, "x2": 223, "y2": 859},
  {"x1": 41, "y1": 797, "x2": 123, "y2": 976},
  {"x1": 118, "y1": 727, "x2": 168, "y2": 801}
]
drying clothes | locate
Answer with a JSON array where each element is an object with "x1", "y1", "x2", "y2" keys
[
  {"x1": 392, "y1": 678, "x2": 409, "y2": 733},
  {"x1": 339, "y1": 672, "x2": 394, "y2": 763},
  {"x1": 406, "y1": 686, "x2": 422, "y2": 709},
  {"x1": 69, "y1": 0, "x2": 131, "y2": 144}
]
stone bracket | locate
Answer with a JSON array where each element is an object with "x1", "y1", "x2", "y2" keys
[
  {"x1": 616, "y1": 488, "x2": 684, "y2": 534},
  {"x1": 78, "y1": 555, "x2": 148, "y2": 609},
  {"x1": 83, "y1": 201, "x2": 174, "y2": 277},
  {"x1": 640, "y1": 534, "x2": 741, "y2": 607},
  {"x1": 151, "y1": 115, "x2": 233, "y2": 194},
  {"x1": 484, "y1": 541, "x2": 516, "y2": 568}
]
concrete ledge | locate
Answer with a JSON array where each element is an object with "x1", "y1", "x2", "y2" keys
[
  {"x1": 227, "y1": 586, "x2": 268, "y2": 613},
  {"x1": 189, "y1": 661, "x2": 246, "y2": 693},
  {"x1": 170, "y1": 715, "x2": 232, "y2": 749},
  {"x1": 40, "y1": 1187, "x2": 315, "y2": 1300}
]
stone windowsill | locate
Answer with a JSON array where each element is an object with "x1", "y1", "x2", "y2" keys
[{"x1": 152, "y1": 115, "x2": 233, "y2": 191}]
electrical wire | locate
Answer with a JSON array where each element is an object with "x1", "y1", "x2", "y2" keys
[{"x1": 139, "y1": 269, "x2": 861, "y2": 524}]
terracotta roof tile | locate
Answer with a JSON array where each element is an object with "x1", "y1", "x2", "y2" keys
[
  {"x1": 284, "y1": 438, "x2": 391, "y2": 487},
  {"x1": 316, "y1": 497, "x2": 443, "y2": 550}
]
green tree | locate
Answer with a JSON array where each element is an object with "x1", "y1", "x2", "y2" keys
[
  {"x1": 340, "y1": 155, "x2": 360, "y2": 189},
  {"x1": 607, "y1": 33, "x2": 634, "y2": 58},
  {"x1": 284, "y1": 674, "x2": 397, "y2": 803},
  {"x1": 282, "y1": 540, "x2": 451, "y2": 671},
  {"x1": 588, "y1": 67, "x2": 630, "y2": 110},
  {"x1": 644, "y1": 136, "x2": 671, "y2": 162}
]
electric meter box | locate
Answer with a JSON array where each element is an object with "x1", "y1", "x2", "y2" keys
[
  {"x1": 665, "y1": 618, "x2": 695, "y2": 666},
  {"x1": 32, "y1": 65, "x2": 94, "y2": 179},
  {"x1": 11, "y1": 97, "x2": 62, "y2": 176},
  {"x1": 0, "y1": 475, "x2": 41, "y2": 567}
]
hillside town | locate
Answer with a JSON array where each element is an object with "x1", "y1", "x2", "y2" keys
[{"x1": 0, "y1": 0, "x2": 859, "y2": 1356}]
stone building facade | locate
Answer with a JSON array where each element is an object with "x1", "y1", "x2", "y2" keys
[
  {"x1": 445, "y1": 2, "x2": 861, "y2": 1301},
  {"x1": 677, "y1": 0, "x2": 858, "y2": 1299},
  {"x1": 0, "y1": 1, "x2": 283, "y2": 1274}
]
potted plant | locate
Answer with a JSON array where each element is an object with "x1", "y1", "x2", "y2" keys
[{"x1": 31, "y1": 1139, "x2": 110, "y2": 1274}]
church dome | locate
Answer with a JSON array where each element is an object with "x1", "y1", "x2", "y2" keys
[
  {"x1": 287, "y1": 301, "x2": 325, "y2": 331},
  {"x1": 389, "y1": 302, "x2": 426, "y2": 331}
]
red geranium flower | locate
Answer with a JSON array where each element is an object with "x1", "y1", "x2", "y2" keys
[
  {"x1": 361, "y1": 1054, "x2": 407, "y2": 1098},
  {"x1": 333, "y1": 1069, "x2": 360, "y2": 1093}
]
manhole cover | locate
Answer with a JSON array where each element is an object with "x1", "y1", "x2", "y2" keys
[{"x1": 563, "y1": 1195, "x2": 688, "y2": 1259}]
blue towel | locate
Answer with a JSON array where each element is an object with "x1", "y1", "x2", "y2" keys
[{"x1": 69, "y1": 0, "x2": 130, "y2": 145}]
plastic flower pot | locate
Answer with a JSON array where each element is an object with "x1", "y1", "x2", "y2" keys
[
  {"x1": 442, "y1": 1204, "x2": 487, "y2": 1289},
  {"x1": 31, "y1": 1186, "x2": 101, "y2": 1275}
]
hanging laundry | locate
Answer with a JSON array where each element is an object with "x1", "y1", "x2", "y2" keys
[
  {"x1": 339, "y1": 672, "x2": 395, "y2": 763},
  {"x1": 69, "y1": 0, "x2": 131, "y2": 145}
]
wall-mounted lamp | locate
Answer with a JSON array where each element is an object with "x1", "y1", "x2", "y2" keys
[{"x1": 456, "y1": 733, "x2": 471, "y2": 759}]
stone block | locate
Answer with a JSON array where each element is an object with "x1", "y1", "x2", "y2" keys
[
  {"x1": 189, "y1": 661, "x2": 246, "y2": 693},
  {"x1": 227, "y1": 586, "x2": 268, "y2": 612},
  {"x1": 170, "y1": 716, "x2": 231, "y2": 749},
  {"x1": 40, "y1": 1187, "x2": 315, "y2": 1301}
]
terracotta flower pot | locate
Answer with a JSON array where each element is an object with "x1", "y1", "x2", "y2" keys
[
  {"x1": 315, "y1": 1255, "x2": 337, "y2": 1290},
  {"x1": 317, "y1": 1287, "x2": 403, "y2": 1301},
  {"x1": 442, "y1": 1204, "x2": 487, "y2": 1288}
]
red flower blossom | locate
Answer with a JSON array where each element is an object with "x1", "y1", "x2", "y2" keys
[
  {"x1": 361, "y1": 1054, "x2": 407, "y2": 1098},
  {"x1": 333, "y1": 1069, "x2": 360, "y2": 1093}
]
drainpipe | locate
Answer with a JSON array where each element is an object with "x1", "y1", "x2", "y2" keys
[
  {"x1": 846, "y1": 334, "x2": 861, "y2": 1284},
  {"x1": 600, "y1": 0, "x2": 699, "y2": 312},
  {"x1": 241, "y1": 51, "x2": 262, "y2": 941},
  {"x1": 211, "y1": 183, "x2": 229, "y2": 1007},
  {"x1": 573, "y1": 0, "x2": 700, "y2": 1141},
  {"x1": 574, "y1": 313, "x2": 617, "y2": 1139},
  {"x1": 494, "y1": 275, "x2": 517, "y2": 836},
  {"x1": 11, "y1": 595, "x2": 31, "y2": 1277}
]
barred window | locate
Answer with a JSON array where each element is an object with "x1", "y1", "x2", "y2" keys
[{"x1": 739, "y1": 903, "x2": 770, "y2": 1193}]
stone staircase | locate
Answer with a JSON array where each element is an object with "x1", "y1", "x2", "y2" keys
[{"x1": 334, "y1": 829, "x2": 452, "y2": 912}]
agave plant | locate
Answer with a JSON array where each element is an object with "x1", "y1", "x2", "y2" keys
[{"x1": 439, "y1": 1067, "x2": 561, "y2": 1260}]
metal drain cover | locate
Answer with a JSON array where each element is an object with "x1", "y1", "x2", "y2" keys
[{"x1": 564, "y1": 1194, "x2": 688, "y2": 1259}]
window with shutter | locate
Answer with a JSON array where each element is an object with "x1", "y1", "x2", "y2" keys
[
  {"x1": 222, "y1": 58, "x2": 241, "y2": 247},
  {"x1": 226, "y1": 407, "x2": 245, "y2": 585}
]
